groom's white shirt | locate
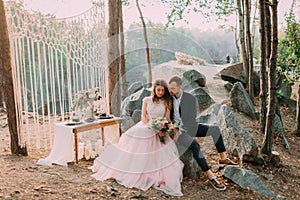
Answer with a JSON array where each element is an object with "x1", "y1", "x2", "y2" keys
[{"x1": 172, "y1": 90, "x2": 183, "y2": 125}]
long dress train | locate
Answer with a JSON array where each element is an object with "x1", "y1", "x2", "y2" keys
[{"x1": 89, "y1": 96, "x2": 184, "y2": 196}]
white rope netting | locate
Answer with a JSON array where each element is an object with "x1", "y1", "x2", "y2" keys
[{"x1": 4, "y1": 1, "x2": 108, "y2": 151}]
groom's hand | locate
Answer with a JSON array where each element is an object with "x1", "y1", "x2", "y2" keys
[
  {"x1": 172, "y1": 130, "x2": 181, "y2": 142},
  {"x1": 169, "y1": 127, "x2": 181, "y2": 142}
]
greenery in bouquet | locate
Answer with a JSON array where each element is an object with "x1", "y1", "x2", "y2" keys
[{"x1": 149, "y1": 117, "x2": 170, "y2": 144}]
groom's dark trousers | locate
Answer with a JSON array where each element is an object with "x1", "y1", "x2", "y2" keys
[
  {"x1": 178, "y1": 123, "x2": 226, "y2": 172},
  {"x1": 172, "y1": 91, "x2": 227, "y2": 172}
]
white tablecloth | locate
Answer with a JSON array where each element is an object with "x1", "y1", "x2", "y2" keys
[{"x1": 37, "y1": 118, "x2": 121, "y2": 166}]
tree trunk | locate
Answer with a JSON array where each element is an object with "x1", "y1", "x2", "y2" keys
[
  {"x1": 0, "y1": 72, "x2": 3, "y2": 107},
  {"x1": 136, "y1": 0, "x2": 152, "y2": 86},
  {"x1": 237, "y1": 0, "x2": 249, "y2": 88},
  {"x1": 108, "y1": 0, "x2": 121, "y2": 116},
  {"x1": 270, "y1": 151, "x2": 280, "y2": 167},
  {"x1": 259, "y1": 0, "x2": 267, "y2": 134},
  {"x1": 251, "y1": 0, "x2": 258, "y2": 49},
  {"x1": 234, "y1": 22, "x2": 241, "y2": 62},
  {"x1": 0, "y1": 0, "x2": 27, "y2": 155},
  {"x1": 296, "y1": 80, "x2": 300, "y2": 136},
  {"x1": 266, "y1": 0, "x2": 272, "y2": 63},
  {"x1": 245, "y1": 0, "x2": 254, "y2": 101},
  {"x1": 118, "y1": 0, "x2": 127, "y2": 101},
  {"x1": 261, "y1": 0, "x2": 278, "y2": 156}
]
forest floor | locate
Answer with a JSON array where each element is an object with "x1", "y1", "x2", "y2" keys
[{"x1": 0, "y1": 63, "x2": 300, "y2": 200}]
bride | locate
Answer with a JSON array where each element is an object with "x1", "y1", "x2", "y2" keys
[{"x1": 89, "y1": 80, "x2": 184, "y2": 196}]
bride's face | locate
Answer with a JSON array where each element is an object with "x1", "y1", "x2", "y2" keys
[{"x1": 155, "y1": 85, "x2": 165, "y2": 98}]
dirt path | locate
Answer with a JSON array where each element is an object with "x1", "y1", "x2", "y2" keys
[{"x1": 1, "y1": 63, "x2": 300, "y2": 199}]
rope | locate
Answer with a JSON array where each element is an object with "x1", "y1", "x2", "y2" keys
[{"x1": 4, "y1": 0, "x2": 108, "y2": 151}]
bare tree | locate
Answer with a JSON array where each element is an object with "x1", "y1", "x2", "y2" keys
[
  {"x1": 118, "y1": 0, "x2": 127, "y2": 101},
  {"x1": 261, "y1": 0, "x2": 278, "y2": 155},
  {"x1": 245, "y1": 0, "x2": 254, "y2": 100},
  {"x1": 136, "y1": 0, "x2": 152, "y2": 86},
  {"x1": 108, "y1": 0, "x2": 121, "y2": 116},
  {"x1": 234, "y1": 21, "x2": 241, "y2": 62},
  {"x1": 236, "y1": 0, "x2": 249, "y2": 90},
  {"x1": 297, "y1": 80, "x2": 300, "y2": 137},
  {"x1": 0, "y1": 0, "x2": 27, "y2": 155},
  {"x1": 259, "y1": 0, "x2": 267, "y2": 134},
  {"x1": 0, "y1": 72, "x2": 3, "y2": 107}
]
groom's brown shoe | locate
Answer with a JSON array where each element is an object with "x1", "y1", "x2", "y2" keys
[
  {"x1": 209, "y1": 176, "x2": 226, "y2": 191},
  {"x1": 219, "y1": 158, "x2": 238, "y2": 165}
]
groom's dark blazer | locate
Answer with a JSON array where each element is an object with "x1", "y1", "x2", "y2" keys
[{"x1": 171, "y1": 91, "x2": 198, "y2": 137}]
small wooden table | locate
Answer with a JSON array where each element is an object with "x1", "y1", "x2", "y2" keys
[{"x1": 72, "y1": 117, "x2": 122, "y2": 163}]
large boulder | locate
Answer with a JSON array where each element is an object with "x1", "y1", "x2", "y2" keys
[
  {"x1": 223, "y1": 166, "x2": 277, "y2": 199},
  {"x1": 230, "y1": 82, "x2": 257, "y2": 119},
  {"x1": 177, "y1": 144, "x2": 199, "y2": 180},
  {"x1": 120, "y1": 88, "x2": 151, "y2": 116},
  {"x1": 217, "y1": 105, "x2": 264, "y2": 164},
  {"x1": 224, "y1": 82, "x2": 234, "y2": 93},
  {"x1": 197, "y1": 103, "x2": 222, "y2": 124},
  {"x1": 197, "y1": 104, "x2": 263, "y2": 164},
  {"x1": 183, "y1": 70, "x2": 206, "y2": 87},
  {"x1": 121, "y1": 115, "x2": 135, "y2": 132},
  {"x1": 175, "y1": 52, "x2": 206, "y2": 66},
  {"x1": 127, "y1": 81, "x2": 144, "y2": 95},
  {"x1": 190, "y1": 87, "x2": 214, "y2": 111},
  {"x1": 132, "y1": 109, "x2": 142, "y2": 123},
  {"x1": 219, "y1": 63, "x2": 246, "y2": 84}
]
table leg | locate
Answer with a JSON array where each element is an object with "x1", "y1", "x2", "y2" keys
[
  {"x1": 101, "y1": 127, "x2": 104, "y2": 147},
  {"x1": 74, "y1": 130, "x2": 78, "y2": 164}
]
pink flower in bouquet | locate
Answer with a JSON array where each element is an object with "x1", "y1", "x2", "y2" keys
[{"x1": 149, "y1": 117, "x2": 170, "y2": 144}]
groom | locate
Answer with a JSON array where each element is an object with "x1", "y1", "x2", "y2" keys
[{"x1": 168, "y1": 76, "x2": 237, "y2": 191}]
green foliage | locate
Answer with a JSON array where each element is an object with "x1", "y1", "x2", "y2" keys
[
  {"x1": 161, "y1": 0, "x2": 235, "y2": 27},
  {"x1": 277, "y1": 12, "x2": 300, "y2": 85},
  {"x1": 276, "y1": 90, "x2": 284, "y2": 100}
]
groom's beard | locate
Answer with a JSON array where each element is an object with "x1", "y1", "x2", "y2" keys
[{"x1": 175, "y1": 91, "x2": 182, "y2": 99}]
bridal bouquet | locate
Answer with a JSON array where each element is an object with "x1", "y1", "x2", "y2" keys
[{"x1": 149, "y1": 117, "x2": 170, "y2": 144}]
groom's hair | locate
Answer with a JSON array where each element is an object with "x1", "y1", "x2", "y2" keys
[{"x1": 169, "y1": 76, "x2": 182, "y2": 86}]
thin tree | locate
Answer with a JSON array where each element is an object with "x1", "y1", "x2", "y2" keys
[
  {"x1": 297, "y1": 80, "x2": 300, "y2": 137},
  {"x1": 245, "y1": 0, "x2": 254, "y2": 101},
  {"x1": 108, "y1": 0, "x2": 121, "y2": 115},
  {"x1": 261, "y1": 0, "x2": 278, "y2": 155},
  {"x1": 0, "y1": 73, "x2": 3, "y2": 107},
  {"x1": 136, "y1": 0, "x2": 152, "y2": 86},
  {"x1": 234, "y1": 20, "x2": 241, "y2": 63},
  {"x1": 0, "y1": 0, "x2": 27, "y2": 155},
  {"x1": 119, "y1": 0, "x2": 127, "y2": 101},
  {"x1": 236, "y1": 0, "x2": 250, "y2": 91},
  {"x1": 259, "y1": 0, "x2": 267, "y2": 134}
]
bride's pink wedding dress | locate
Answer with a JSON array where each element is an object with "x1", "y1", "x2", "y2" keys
[{"x1": 89, "y1": 96, "x2": 184, "y2": 196}]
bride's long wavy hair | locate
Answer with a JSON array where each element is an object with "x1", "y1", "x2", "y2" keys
[{"x1": 152, "y1": 80, "x2": 172, "y2": 111}]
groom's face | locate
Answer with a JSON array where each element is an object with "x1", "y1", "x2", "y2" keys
[{"x1": 168, "y1": 82, "x2": 181, "y2": 98}]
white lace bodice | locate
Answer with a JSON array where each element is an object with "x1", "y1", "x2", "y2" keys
[{"x1": 143, "y1": 96, "x2": 166, "y2": 120}]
